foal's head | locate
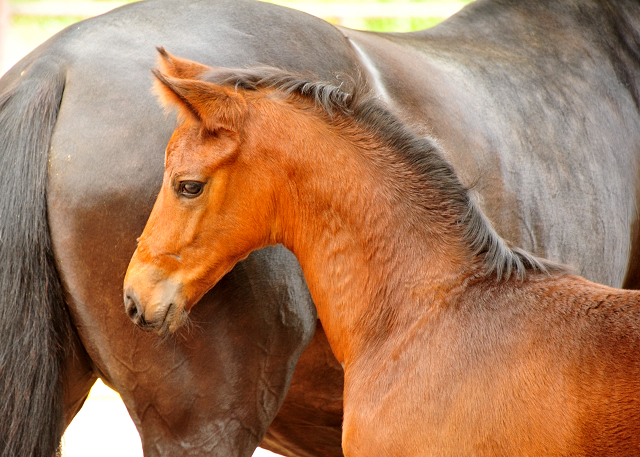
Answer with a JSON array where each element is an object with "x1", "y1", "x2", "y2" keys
[{"x1": 124, "y1": 50, "x2": 353, "y2": 333}]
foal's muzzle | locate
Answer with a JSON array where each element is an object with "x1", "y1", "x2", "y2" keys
[{"x1": 124, "y1": 288, "x2": 155, "y2": 331}]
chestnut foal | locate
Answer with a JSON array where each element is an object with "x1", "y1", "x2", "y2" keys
[{"x1": 125, "y1": 53, "x2": 640, "y2": 456}]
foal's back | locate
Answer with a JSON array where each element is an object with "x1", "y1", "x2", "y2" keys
[
  {"x1": 527, "y1": 275, "x2": 640, "y2": 454},
  {"x1": 344, "y1": 273, "x2": 640, "y2": 456},
  {"x1": 506, "y1": 275, "x2": 640, "y2": 455}
]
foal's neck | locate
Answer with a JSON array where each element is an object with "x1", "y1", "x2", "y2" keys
[{"x1": 271, "y1": 109, "x2": 477, "y2": 364}]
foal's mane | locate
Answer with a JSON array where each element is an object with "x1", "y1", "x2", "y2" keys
[{"x1": 201, "y1": 67, "x2": 566, "y2": 280}]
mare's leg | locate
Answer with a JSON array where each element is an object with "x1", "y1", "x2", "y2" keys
[
  {"x1": 62, "y1": 328, "x2": 98, "y2": 427},
  {"x1": 261, "y1": 322, "x2": 344, "y2": 457},
  {"x1": 622, "y1": 218, "x2": 640, "y2": 289}
]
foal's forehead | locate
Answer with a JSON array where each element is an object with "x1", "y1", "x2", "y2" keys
[
  {"x1": 166, "y1": 122, "x2": 200, "y2": 155},
  {"x1": 165, "y1": 121, "x2": 239, "y2": 172}
]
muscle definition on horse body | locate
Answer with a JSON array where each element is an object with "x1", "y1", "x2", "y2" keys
[
  {"x1": 3, "y1": 0, "x2": 640, "y2": 456},
  {"x1": 124, "y1": 49, "x2": 640, "y2": 455}
]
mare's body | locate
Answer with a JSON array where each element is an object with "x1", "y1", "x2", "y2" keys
[
  {"x1": 2, "y1": 0, "x2": 640, "y2": 455},
  {"x1": 126, "y1": 53, "x2": 640, "y2": 456}
]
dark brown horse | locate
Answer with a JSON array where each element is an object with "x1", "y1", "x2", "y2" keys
[
  {"x1": 2, "y1": 0, "x2": 640, "y2": 456},
  {"x1": 127, "y1": 55, "x2": 640, "y2": 456}
]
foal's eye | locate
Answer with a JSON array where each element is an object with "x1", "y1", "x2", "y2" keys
[{"x1": 178, "y1": 181, "x2": 204, "y2": 198}]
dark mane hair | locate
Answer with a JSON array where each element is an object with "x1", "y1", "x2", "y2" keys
[
  {"x1": 202, "y1": 67, "x2": 568, "y2": 280},
  {"x1": 202, "y1": 66, "x2": 360, "y2": 115}
]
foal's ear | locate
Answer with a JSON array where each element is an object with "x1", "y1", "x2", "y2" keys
[
  {"x1": 155, "y1": 47, "x2": 211, "y2": 80},
  {"x1": 153, "y1": 69, "x2": 246, "y2": 132}
]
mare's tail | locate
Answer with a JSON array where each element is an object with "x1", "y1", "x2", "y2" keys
[{"x1": 0, "y1": 57, "x2": 73, "y2": 456}]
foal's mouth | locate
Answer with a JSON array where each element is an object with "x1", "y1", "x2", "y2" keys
[
  {"x1": 138, "y1": 302, "x2": 190, "y2": 336},
  {"x1": 157, "y1": 302, "x2": 190, "y2": 335}
]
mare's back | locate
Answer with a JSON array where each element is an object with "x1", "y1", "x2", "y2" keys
[{"x1": 351, "y1": 0, "x2": 640, "y2": 287}]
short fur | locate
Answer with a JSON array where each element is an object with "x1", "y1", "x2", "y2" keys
[{"x1": 199, "y1": 66, "x2": 567, "y2": 279}]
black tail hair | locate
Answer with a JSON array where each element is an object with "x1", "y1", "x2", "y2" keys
[{"x1": 0, "y1": 56, "x2": 73, "y2": 456}]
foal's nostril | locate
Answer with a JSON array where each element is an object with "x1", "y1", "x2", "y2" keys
[
  {"x1": 124, "y1": 289, "x2": 156, "y2": 331},
  {"x1": 124, "y1": 289, "x2": 142, "y2": 321}
]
